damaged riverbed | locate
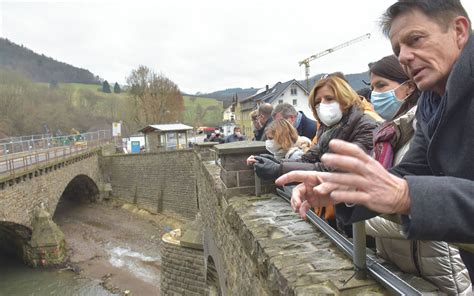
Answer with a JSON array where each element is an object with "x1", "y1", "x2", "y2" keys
[{"x1": 0, "y1": 198, "x2": 185, "y2": 295}]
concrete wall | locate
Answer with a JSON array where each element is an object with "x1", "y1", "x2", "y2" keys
[{"x1": 103, "y1": 150, "x2": 198, "y2": 220}]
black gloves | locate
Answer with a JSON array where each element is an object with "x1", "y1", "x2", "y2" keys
[
  {"x1": 253, "y1": 156, "x2": 281, "y2": 180},
  {"x1": 259, "y1": 154, "x2": 280, "y2": 164}
]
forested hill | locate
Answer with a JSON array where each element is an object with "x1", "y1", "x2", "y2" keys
[{"x1": 0, "y1": 38, "x2": 100, "y2": 84}]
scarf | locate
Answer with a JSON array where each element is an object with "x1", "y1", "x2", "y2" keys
[
  {"x1": 418, "y1": 90, "x2": 446, "y2": 139},
  {"x1": 373, "y1": 122, "x2": 398, "y2": 169}
]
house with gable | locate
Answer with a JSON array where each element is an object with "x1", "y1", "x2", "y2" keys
[{"x1": 235, "y1": 79, "x2": 312, "y2": 137}]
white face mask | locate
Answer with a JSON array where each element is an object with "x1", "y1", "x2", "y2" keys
[
  {"x1": 316, "y1": 101, "x2": 343, "y2": 126},
  {"x1": 265, "y1": 139, "x2": 281, "y2": 155}
]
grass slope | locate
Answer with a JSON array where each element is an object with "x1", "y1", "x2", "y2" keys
[{"x1": 42, "y1": 83, "x2": 223, "y2": 127}]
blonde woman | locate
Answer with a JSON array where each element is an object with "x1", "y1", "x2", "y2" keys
[
  {"x1": 247, "y1": 119, "x2": 310, "y2": 166},
  {"x1": 253, "y1": 76, "x2": 379, "y2": 226}
]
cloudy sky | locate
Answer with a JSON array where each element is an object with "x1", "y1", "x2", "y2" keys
[{"x1": 1, "y1": 0, "x2": 474, "y2": 94}]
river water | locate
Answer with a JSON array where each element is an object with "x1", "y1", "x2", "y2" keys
[
  {"x1": 0, "y1": 252, "x2": 114, "y2": 295},
  {"x1": 0, "y1": 199, "x2": 184, "y2": 295}
]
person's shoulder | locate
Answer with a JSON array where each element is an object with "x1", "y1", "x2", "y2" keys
[{"x1": 359, "y1": 112, "x2": 382, "y2": 128}]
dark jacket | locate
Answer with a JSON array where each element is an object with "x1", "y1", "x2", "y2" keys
[
  {"x1": 296, "y1": 111, "x2": 317, "y2": 140},
  {"x1": 336, "y1": 35, "x2": 474, "y2": 244},
  {"x1": 225, "y1": 134, "x2": 246, "y2": 143},
  {"x1": 281, "y1": 105, "x2": 378, "y2": 173},
  {"x1": 254, "y1": 117, "x2": 273, "y2": 141}
]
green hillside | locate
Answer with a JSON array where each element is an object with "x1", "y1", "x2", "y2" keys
[
  {"x1": 33, "y1": 82, "x2": 223, "y2": 131},
  {"x1": 51, "y1": 84, "x2": 224, "y2": 129}
]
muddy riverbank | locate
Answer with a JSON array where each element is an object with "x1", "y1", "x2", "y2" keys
[{"x1": 53, "y1": 198, "x2": 186, "y2": 295}]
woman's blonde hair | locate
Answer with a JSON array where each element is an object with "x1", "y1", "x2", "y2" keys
[
  {"x1": 265, "y1": 119, "x2": 299, "y2": 150},
  {"x1": 308, "y1": 76, "x2": 362, "y2": 122}
]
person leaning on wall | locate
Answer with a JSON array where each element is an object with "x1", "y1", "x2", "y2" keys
[
  {"x1": 276, "y1": 0, "x2": 474, "y2": 283},
  {"x1": 255, "y1": 76, "x2": 379, "y2": 230},
  {"x1": 271, "y1": 103, "x2": 317, "y2": 140},
  {"x1": 366, "y1": 54, "x2": 471, "y2": 294}
]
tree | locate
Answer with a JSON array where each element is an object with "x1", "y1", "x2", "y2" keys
[
  {"x1": 126, "y1": 65, "x2": 184, "y2": 127},
  {"x1": 113, "y1": 82, "x2": 121, "y2": 93},
  {"x1": 102, "y1": 80, "x2": 111, "y2": 93}
]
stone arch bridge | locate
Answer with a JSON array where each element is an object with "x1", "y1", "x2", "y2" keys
[{"x1": 0, "y1": 148, "x2": 107, "y2": 266}]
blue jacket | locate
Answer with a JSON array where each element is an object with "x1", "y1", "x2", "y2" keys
[{"x1": 295, "y1": 111, "x2": 317, "y2": 140}]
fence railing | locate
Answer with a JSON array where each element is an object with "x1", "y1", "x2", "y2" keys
[
  {"x1": 0, "y1": 133, "x2": 53, "y2": 145},
  {"x1": 0, "y1": 130, "x2": 112, "y2": 177}
]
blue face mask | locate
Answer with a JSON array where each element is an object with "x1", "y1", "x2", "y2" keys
[{"x1": 371, "y1": 88, "x2": 403, "y2": 120}]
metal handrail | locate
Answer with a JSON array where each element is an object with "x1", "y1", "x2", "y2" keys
[
  {"x1": 276, "y1": 188, "x2": 422, "y2": 296},
  {"x1": 0, "y1": 130, "x2": 112, "y2": 177}
]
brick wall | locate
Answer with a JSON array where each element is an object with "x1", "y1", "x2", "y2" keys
[{"x1": 103, "y1": 150, "x2": 198, "y2": 220}]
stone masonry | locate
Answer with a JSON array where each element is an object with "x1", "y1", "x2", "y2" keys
[
  {"x1": 102, "y1": 150, "x2": 198, "y2": 220},
  {"x1": 0, "y1": 148, "x2": 103, "y2": 267},
  {"x1": 193, "y1": 144, "x2": 438, "y2": 295},
  {"x1": 214, "y1": 141, "x2": 275, "y2": 199},
  {"x1": 161, "y1": 218, "x2": 208, "y2": 295},
  {"x1": 0, "y1": 149, "x2": 102, "y2": 228}
]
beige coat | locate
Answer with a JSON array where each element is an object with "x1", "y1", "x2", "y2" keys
[{"x1": 366, "y1": 107, "x2": 472, "y2": 295}]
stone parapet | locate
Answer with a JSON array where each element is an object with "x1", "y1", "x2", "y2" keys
[
  {"x1": 197, "y1": 160, "x2": 438, "y2": 295},
  {"x1": 193, "y1": 142, "x2": 218, "y2": 161},
  {"x1": 214, "y1": 141, "x2": 275, "y2": 199}
]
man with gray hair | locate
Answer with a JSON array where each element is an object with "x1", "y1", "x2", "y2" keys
[
  {"x1": 272, "y1": 103, "x2": 317, "y2": 140},
  {"x1": 276, "y1": 0, "x2": 474, "y2": 279}
]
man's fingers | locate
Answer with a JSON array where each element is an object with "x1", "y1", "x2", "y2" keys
[
  {"x1": 313, "y1": 181, "x2": 341, "y2": 196},
  {"x1": 299, "y1": 201, "x2": 311, "y2": 220},
  {"x1": 290, "y1": 183, "x2": 306, "y2": 212},
  {"x1": 329, "y1": 189, "x2": 370, "y2": 206},
  {"x1": 321, "y1": 152, "x2": 372, "y2": 176},
  {"x1": 327, "y1": 139, "x2": 372, "y2": 162},
  {"x1": 317, "y1": 172, "x2": 368, "y2": 191},
  {"x1": 275, "y1": 171, "x2": 321, "y2": 186}
]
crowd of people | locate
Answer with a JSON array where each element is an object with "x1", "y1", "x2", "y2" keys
[{"x1": 238, "y1": 0, "x2": 474, "y2": 292}]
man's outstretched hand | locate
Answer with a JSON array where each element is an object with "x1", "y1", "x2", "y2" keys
[{"x1": 276, "y1": 139, "x2": 412, "y2": 219}]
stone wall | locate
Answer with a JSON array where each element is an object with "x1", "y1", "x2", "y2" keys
[
  {"x1": 0, "y1": 149, "x2": 102, "y2": 267},
  {"x1": 194, "y1": 147, "x2": 438, "y2": 295},
  {"x1": 161, "y1": 225, "x2": 207, "y2": 296},
  {"x1": 0, "y1": 150, "x2": 102, "y2": 227},
  {"x1": 102, "y1": 150, "x2": 198, "y2": 220}
]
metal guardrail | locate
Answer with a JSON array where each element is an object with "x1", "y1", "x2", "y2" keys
[
  {"x1": 0, "y1": 133, "x2": 53, "y2": 145},
  {"x1": 276, "y1": 188, "x2": 422, "y2": 296},
  {"x1": 0, "y1": 130, "x2": 112, "y2": 177},
  {"x1": 0, "y1": 130, "x2": 111, "y2": 156}
]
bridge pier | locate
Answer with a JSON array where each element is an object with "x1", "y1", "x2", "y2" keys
[{"x1": 23, "y1": 208, "x2": 66, "y2": 267}]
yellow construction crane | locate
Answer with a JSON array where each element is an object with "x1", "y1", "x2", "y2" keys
[{"x1": 299, "y1": 33, "x2": 371, "y2": 90}]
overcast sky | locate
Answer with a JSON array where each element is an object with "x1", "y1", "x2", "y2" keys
[{"x1": 1, "y1": 0, "x2": 474, "y2": 94}]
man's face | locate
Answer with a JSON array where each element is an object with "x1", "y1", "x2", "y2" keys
[
  {"x1": 273, "y1": 112, "x2": 296, "y2": 125},
  {"x1": 389, "y1": 10, "x2": 464, "y2": 94},
  {"x1": 257, "y1": 113, "x2": 267, "y2": 126}
]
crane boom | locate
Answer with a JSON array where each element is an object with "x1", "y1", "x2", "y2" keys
[{"x1": 299, "y1": 33, "x2": 371, "y2": 90}]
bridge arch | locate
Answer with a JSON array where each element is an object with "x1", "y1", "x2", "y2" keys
[
  {"x1": 0, "y1": 222, "x2": 32, "y2": 261},
  {"x1": 56, "y1": 173, "x2": 99, "y2": 205}
]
